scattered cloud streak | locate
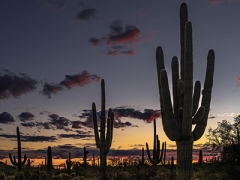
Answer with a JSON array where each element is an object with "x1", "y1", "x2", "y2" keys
[
  {"x1": 40, "y1": 70, "x2": 101, "y2": 98},
  {"x1": 89, "y1": 20, "x2": 141, "y2": 56},
  {"x1": 18, "y1": 112, "x2": 35, "y2": 122},
  {"x1": 60, "y1": 70, "x2": 101, "y2": 89},
  {"x1": 77, "y1": 106, "x2": 161, "y2": 129},
  {"x1": 40, "y1": 83, "x2": 63, "y2": 99},
  {"x1": 0, "y1": 133, "x2": 57, "y2": 142},
  {"x1": 76, "y1": 8, "x2": 98, "y2": 21},
  {"x1": 113, "y1": 106, "x2": 161, "y2": 123},
  {"x1": 0, "y1": 71, "x2": 37, "y2": 100},
  {"x1": 0, "y1": 112, "x2": 15, "y2": 124},
  {"x1": 42, "y1": 0, "x2": 65, "y2": 10}
]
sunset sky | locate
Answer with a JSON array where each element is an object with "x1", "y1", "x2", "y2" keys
[{"x1": 0, "y1": 0, "x2": 240, "y2": 165}]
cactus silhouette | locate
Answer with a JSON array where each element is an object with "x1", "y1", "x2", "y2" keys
[
  {"x1": 92, "y1": 79, "x2": 114, "y2": 177},
  {"x1": 198, "y1": 150, "x2": 203, "y2": 166},
  {"x1": 146, "y1": 119, "x2": 165, "y2": 167},
  {"x1": 9, "y1": 126, "x2": 27, "y2": 172},
  {"x1": 156, "y1": 3, "x2": 215, "y2": 179},
  {"x1": 47, "y1": 146, "x2": 53, "y2": 176},
  {"x1": 83, "y1": 146, "x2": 89, "y2": 168},
  {"x1": 66, "y1": 152, "x2": 73, "y2": 174}
]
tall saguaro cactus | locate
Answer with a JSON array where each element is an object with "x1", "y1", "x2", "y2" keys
[
  {"x1": 156, "y1": 3, "x2": 215, "y2": 179},
  {"x1": 92, "y1": 79, "x2": 114, "y2": 176},
  {"x1": 9, "y1": 126, "x2": 27, "y2": 172},
  {"x1": 146, "y1": 119, "x2": 165, "y2": 167}
]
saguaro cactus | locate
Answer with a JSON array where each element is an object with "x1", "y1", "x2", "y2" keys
[
  {"x1": 92, "y1": 79, "x2": 114, "y2": 176},
  {"x1": 156, "y1": 3, "x2": 215, "y2": 179},
  {"x1": 198, "y1": 150, "x2": 203, "y2": 166},
  {"x1": 9, "y1": 126, "x2": 27, "y2": 172},
  {"x1": 146, "y1": 119, "x2": 165, "y2": 167},
  {"x1": 66, "y1": 152, "x2": 73, "y2": 174},
  {"x1": 47, "y1": 146, "x2": 53, "y2": 176},
  {"x1": 83, "y1": 146, "x2": 89, "y2": 168}
]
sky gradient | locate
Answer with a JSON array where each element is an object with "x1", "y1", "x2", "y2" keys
[{"x1": 0, "y1": 0, "x2": 240, "y2": 165}]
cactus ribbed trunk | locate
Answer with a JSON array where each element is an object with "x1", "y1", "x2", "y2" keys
[{"x1": 176, "y1": 138, "x2": 193, "y2": 179}]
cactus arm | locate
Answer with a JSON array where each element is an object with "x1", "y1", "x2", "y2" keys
[
  {"x1": 105, "y1": 116, "x2": 113, "y2": 153},
  {"x1": 92, "y1": 102, "x2": 100, "y2": 148},
  {"x1": 145, "y1": 142, "x2": 153, "y2": 163},
  {"x1": 193, "y1": 50, "x2": 215, "y2": 141},
  {"x1": 156, "y1": 47, "x2": 174, "y2": 140},
  {"x1": 156, "y1": 135, "x2": 160, "y2": 160},
  {"x1": 160, "y1": 69, "x2": 182, "y2": 140},
  {"x1": 192, "y1": 106, "x2": 205, "y2": 124},
  {"x1": 9, "y1": 153, "x2": 18, "y2": 166},
  {"x1": 171, "y1": 56, "x2": 179, "y2": 120},
  {"x1": 192, "y1": 81, "x2": 201, "y2": 116},
  {"x1": 21, "y1": 155, "x2": 27, "y2": 165},
  {"x1": 182, "y1": 21, "x2": 193, "y2": 139}
]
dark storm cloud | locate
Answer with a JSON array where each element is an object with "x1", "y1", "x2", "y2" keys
[
  {"x1": 113, "y1": 106, "x2": 161, "y2": 123},
  {"x1": 40, "y1": 82, "x2": 63, "y2": 99},
  {"x1": 60, "y1": 70, "x2": 101, "y2": 89},
  {"x1": 42, "y1": 0, "x2": 65, "y2": 10},
  {"x1": 0, "y1": 112, "x2": 15, "y2": 124},
  {"x1": 0, "y1": 72, "x2": 37, "y2": 100},
  {"x1": 0, "y1": 133, "x2": 57, "y2": 142},
  {"x1": 76, "y1": 8, "x2": 98, "y2": 21},
  {"x1": 18, "y1": 112, "x2": 35, "y2": 122}
]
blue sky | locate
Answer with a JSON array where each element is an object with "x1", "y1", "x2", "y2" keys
[{"x1": 0, "y1": 0, "x2": 240, "y2": 163}]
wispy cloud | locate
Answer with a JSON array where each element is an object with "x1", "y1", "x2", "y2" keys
[
  {"x1": 76, "y1": 8, "x2": 98, "y2": 21},
  {"x1": 0, "y1": 133, "x2": 57, "y2": 142},
  {"x1": 77, "y1": 106, "x2": 161, "y2": 130},
  {"x1": 89, "y1": 20, "x2": 141, "y2": 56},
  {"x1": 42, "y1": 0, "x2": 65, "y2": 10},
  {"x1": 18, "y1": 112, "x2": 35, "y2": 122},
  {"x1": 208, "y1": 0, "x2": 240, "y2": 7},
  {"x1": 0, "y1": 71, "x2": 37, "y2": 100},
  {"x1": 76, "y1": 2, "x2": 98, "y2": 21},
  {"x1": 40, "y1": 83, "x2": 63, "y2": 99},
  {"x1": 0, "y1": 112, "x2": 15, "y2": 124},
  {"x1": 60, "y1": 71, "x2": 101, "y2": 89},
  {"x1": 40, "y1": 70, "x2": 101, "y2": 98},
  {"x1": 113, "y1": 106, "x2": 161, "y2": 123}
]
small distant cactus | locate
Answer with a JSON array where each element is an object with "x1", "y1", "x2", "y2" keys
[
  {"x1": 83, "y1": 147, "x2": 89, "y2": 168},
  {"x1": 9, "y1": 126, "x2": 27, "y2": 172},
  {"x1": 146, "y1": 119, "x2": 165, "y2": 167},
  {"x1": 66, "y1": 152, "x2": 73, "y2": 174},
  {"x1": 198, "y1": 150, "x2": 203, "y2": 166}
]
